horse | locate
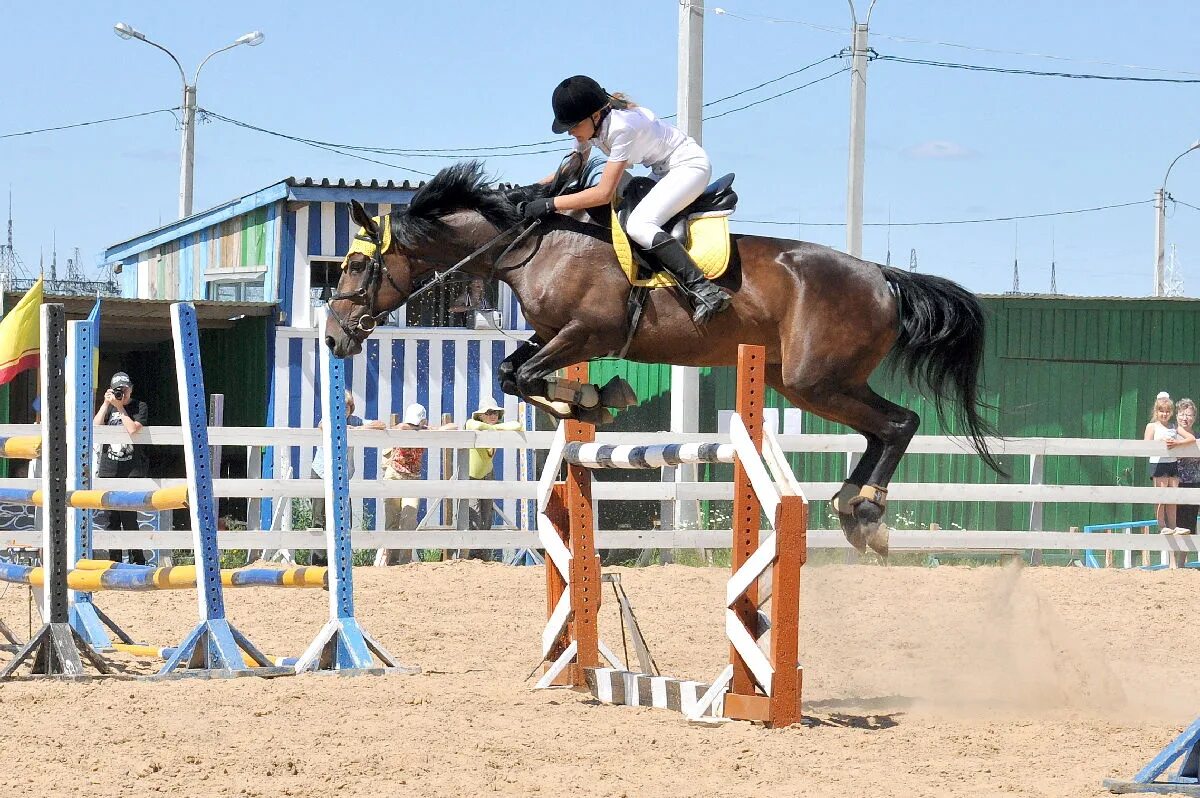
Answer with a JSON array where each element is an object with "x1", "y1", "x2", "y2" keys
[{"x1": 324, "y1": 160, "x2": 1000, "y2": 556}]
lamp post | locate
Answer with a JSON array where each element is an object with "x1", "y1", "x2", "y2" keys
[
  {"x1": 1154, "y1": 140, "x2": 1200, "y2": 296},
  {"x1": 114, "y1": 23, "x2": 264, "y2": 219}
]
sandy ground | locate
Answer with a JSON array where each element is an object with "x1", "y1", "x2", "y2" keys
[{"x1": 0, "y1": 560, "x2": 1193, "y2": 797}]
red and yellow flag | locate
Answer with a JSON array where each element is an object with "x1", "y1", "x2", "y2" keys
[{"x1": 0, "y1": 277, "x2": 43, "y2": 385}]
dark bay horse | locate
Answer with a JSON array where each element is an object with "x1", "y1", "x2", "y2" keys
[{"x1": 325, "y1": 161, "x2": 1000, "y2": 555}]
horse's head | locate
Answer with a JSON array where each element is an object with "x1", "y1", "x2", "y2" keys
[
  {"x1": 325, "y1": 199, "x2": 417, "y2": 357},
  {"x1": 324, "y1": 160, "x2": 596, "y2": 358}
]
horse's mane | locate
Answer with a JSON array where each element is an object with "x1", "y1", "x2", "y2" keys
[{"x1": 392, "y1": 157, "x2": 603, "y2": 246}]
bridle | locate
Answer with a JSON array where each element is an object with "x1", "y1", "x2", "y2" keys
[
  {"x1": 326, "y1": 213, "x2": 536, "y2": 344},
  {"x1": 326, "y1": 218, "x2": 407, "y2": 341}
]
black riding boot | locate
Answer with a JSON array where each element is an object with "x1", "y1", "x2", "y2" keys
[{"x1": 647, "y1": 232, "x2": 731, "y2": 325}]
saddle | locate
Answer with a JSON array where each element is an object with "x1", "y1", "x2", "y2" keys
[{"x1": 612, "y1": 173, "x2": 738, "y2": 288}]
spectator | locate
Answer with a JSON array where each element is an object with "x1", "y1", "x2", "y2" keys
[
  {"x1": 377, "y1": 403, "x2": 457, "y2": 566},
  {"x1": 1144, "y1": 391, "x2": 1191, "y2": 535},
  {"x1": 449, "y1": 278, "x2": 493, "y2": 327},
  {"x1": 310, "y1": 390, "x2": 385, "y2": 565},
  {"x1": 94, "y1": 372, "x2": 149, "y2": 565},
  {"x1": 1173, "y1": 398, "x2": 1200, "y2": 535},
  {"x1": 463, "y1": 401, "x2": 522, "y2": 561}
]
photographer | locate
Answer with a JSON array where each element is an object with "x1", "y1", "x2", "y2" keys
[{"x1": 94, "y1": 372, "x2": 149, "y2": 565}]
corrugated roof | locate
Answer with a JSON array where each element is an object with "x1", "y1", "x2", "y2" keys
[{"x1": 286, "y1": 177, "x2": 425, "y2": 189}]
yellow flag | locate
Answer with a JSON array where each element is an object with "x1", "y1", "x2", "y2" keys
[{"x1": 0, "y1": 277, "x2": 43, "y2": 385}]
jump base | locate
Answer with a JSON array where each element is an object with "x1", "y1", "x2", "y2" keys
[
  {"x1": 0, "y1": 622, "x2": 109, "y2": 680},
  {"x1": 294, "y1": 618, "x2": 419, "y2": 674}
]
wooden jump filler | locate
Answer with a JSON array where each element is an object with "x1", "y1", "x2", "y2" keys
[{"x1": 534, "y1": 344, "x2": 808, "y2": 727}]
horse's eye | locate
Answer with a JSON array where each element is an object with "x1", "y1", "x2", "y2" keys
[{"x1": 349, "y1": 259, "x2": 366, "y2": 273}]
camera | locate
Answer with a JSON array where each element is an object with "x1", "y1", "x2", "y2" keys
[{"x1": 112, "y1": 387, "x2": 126, "y2": 400}]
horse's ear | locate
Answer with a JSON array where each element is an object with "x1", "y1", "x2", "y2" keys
[{"x1": 350, "y1": 199, "x2": 378, "y2": 237}]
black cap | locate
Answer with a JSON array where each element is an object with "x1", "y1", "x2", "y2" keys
[
  {"x1": 110, "y1": 372, "x2": 131, "y2": 389},
  {"x1": 551, "y1": 75, "x2": 609, "y2": 134}
]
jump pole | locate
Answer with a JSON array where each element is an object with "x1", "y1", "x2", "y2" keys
[
  {"x1": 0, "y1": 304, "x2": 110, "y2": 679},
  {"x1": 157, "y1": 302, "x2": 290, "y2": 678},
  {"x1": 535, "y1": 344, "x2": 807, "y2": 727},
  {"x1": 292, "y1": 308, "x2": 417, "y2": 674},
  {"x1": 66, "y1": 317, "x2": 134, "y2": 650}
]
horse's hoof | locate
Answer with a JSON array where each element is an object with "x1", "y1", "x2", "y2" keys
[
  {"x1": 526, "y1": 395, "x2": 575, "y2": 419},
  {"x1": 574, "y1": 404, "x2": 615, "y2": 426},
  {"x1": 865, "y1": 523, "x2": 890, "y2": 559},
  {"x1": 837, "y1": 512, "x2": 868, "y2": 554},
  {"x1": 599, "y1": 376, "x2": 638, "y2": 410}
]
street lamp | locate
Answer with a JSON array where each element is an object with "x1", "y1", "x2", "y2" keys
[
  {"x1": 1154, "y1": 139, "x2": 1200, "y2": 296},
  {"x1": 113, "y1": 23, "x2": 264, "y2": 218}
]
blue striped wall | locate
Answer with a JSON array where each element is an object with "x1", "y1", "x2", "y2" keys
[{"x1": 271, "y1": 327, "x2": 536, "y2": 530}]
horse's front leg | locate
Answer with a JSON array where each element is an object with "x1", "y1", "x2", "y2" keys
[
  {"x1": 497, "y1": 336, "x2": 543, "y2": 399},
  {"x1": 513, "y1": 323, "x2": 626, "y2": 425}
]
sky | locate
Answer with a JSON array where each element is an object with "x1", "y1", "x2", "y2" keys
[{"x1": 1, "y1": 1, "x2": 1199, "y2": 297}]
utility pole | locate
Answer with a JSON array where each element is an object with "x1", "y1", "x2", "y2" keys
[
  {"x1": 1154, "y1": 187, "x2": 1167, "y2": 296},
  {"x1": 846, "y1": 1, "x2": 876, "y2": 258},
  {"x1": 1154, "y1": 141, "x2": 1200, "y2": 296},
  {"x1": 669, "y1": 0, "x2": 705, "y2": 541}
]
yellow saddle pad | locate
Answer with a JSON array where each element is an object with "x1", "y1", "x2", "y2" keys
[{"x1": 611, "y1": 205, "x2": 732, "y2": 289}]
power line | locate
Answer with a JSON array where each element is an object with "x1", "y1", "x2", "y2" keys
[
  {"x1": 205, "y1": 54, "x2": 847, "y2": 159},
  {"x1": 701, "y1": 66, "x2": 849, "y2": 120},
  {"x1": 874, "y1": 54, "x2": 1200, "y2": 84},
  {"x1": 1173, "y1": 198, "x2": 1200, "y2": 214},
  {"x1": 0, "y1": 108, "x2": 180, "y2": 140},
  {"x1": 200, "y1": 110, "x2": 439, "y2": 177},
  {"x1": 734, "y1": 199, "x2": 1153, "y2": 228},
  {"x1": 709, "y1": 6, "x2": 1200, "y2": 78}
]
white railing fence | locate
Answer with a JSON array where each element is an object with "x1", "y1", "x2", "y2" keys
[{"x1": 0, "y1": 424, "x2": 1190, "y2": 555}]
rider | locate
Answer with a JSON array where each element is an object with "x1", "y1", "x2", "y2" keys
[{"x1": 523, "y1": 75, "x2": 731, "y2": 325}]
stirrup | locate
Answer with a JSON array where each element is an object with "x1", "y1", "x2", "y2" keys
[{"x1": 691, "y1": 289, "x2": 731, "y2": 325}]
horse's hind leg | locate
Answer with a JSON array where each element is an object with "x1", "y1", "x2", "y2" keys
[{"x1": 767, "y1": 369, "x2": 918, "y2": 557}]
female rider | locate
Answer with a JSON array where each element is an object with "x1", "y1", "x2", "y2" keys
[{"x1": 522, "y1": 75, "x2": 730, "y2": 325}]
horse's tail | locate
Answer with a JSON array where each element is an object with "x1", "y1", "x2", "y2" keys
[{"x1": 880, "y1": 266, "x2": 1004, "y2": 474}]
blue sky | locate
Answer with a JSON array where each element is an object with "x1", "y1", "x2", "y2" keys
[{"x1": 2, "y1": 1, "x2": 1198, "y2": 296}]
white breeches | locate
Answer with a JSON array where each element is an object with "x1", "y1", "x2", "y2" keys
[{"x1": 625, "y1": 141, "x2": 712, "y2": 248}]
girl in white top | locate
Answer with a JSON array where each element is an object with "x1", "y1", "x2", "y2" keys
[
  {"x1": 1143, "y1": 391, "x2": 1195, "y2": 533},
  {"x1": 523, "y1": 75, "x2": 730, "y2": 325}
]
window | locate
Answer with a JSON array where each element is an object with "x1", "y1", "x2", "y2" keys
[
  {"x1": 406, "y1": 275, "x2": 499, "y2": 328},
  {"x1": 204, "y1": 267, "x2": 266, "y2": 302}
]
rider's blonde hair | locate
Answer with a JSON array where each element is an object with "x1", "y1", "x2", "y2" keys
[{"x1": 608, "y1": 92, "x2": 637, "y2": 110}]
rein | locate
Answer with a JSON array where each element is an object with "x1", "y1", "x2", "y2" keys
[{"x1": 326, "y1": 217, "x2": 532, "y2": 342}]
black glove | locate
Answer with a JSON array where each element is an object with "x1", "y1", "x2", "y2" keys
[{"x1": 521, "y1": 197, "x2": 556, "y2": 222}]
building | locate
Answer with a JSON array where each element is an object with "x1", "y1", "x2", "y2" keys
[{"x1": 99, "y1": 177, "x2": 540, "y2": 528}]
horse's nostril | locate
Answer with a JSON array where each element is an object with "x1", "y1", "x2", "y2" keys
[{"x1": 325, "y1": 335, "x2": 337, "y2": 351}]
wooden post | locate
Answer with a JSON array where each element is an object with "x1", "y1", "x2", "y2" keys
[
  {"x1": 563, "y1": 363, "x2": 599, "y2": 685},
  {"x1": 768, "y1": 493, "x2": 806, "y2": 727},
  {"x1": 729, "y1": 344, "x2": 763, "y2": 700},
  {"x1": 542, "y1": 363, "x2": 600, "y2": 688}
]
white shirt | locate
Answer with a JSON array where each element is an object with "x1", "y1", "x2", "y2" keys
[
  {"x1": 573, "y1": 106, "x2": 689, "y2": 171},
  {"x1": 1150, "y1": 421, "x2": 1180, "y2": 464}
]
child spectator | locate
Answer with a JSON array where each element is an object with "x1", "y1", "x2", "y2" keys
[{"x1": 1144, "y1": 391, "x2": 1194, "y2": 535}]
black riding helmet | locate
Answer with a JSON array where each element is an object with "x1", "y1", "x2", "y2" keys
[{"x1": 551, "y1": 75, "x2": 609, "y2": 134}]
